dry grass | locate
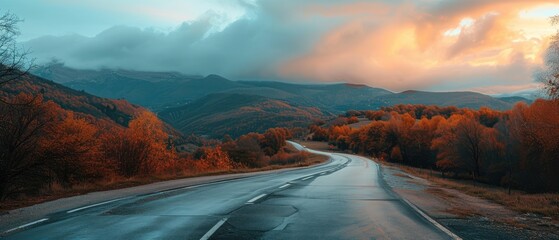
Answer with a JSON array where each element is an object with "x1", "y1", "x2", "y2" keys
[
  {"x1": 388, "y1": 163, "x2": 559, "y2": 220},
  {"x1": 294, "y1": 140, "x2": 331, "y2": 151},
  {"x1": 0, "y1": 152, "x2": 328, "y2": 212},
  {"x1": 347, "y1": 118, "x2": 372, "y2": 129}
]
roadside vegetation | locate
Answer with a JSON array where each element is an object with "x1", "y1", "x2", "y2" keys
[
  {"x1": 0, "y1": 97, "x2": 324, "y2": 210},
  {"x1": 310, "y1": 101, "x2": 559, "y2": 193}
]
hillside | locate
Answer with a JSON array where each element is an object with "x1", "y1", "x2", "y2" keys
[
  {"x1": 159, "y1": 93, "x2": 327, "y2": 138},
  {"x1": 0, "y1": 73, "x2": 143, "y2": 127}
]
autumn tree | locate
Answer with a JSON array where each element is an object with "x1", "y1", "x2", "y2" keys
[
  {"x1": 432, "y1": 113, "x2": 500, "y2": 180},
  {"x1": 347, "y1": 116, "x2": 359, "y2": 124},
  {"x1": 493, "y1": 116, "x2": 519, "y2": 194},
  {"x1": 509, "y1": 100, "x2": 559, "y2": 192},
  {"x1": 329, "y1": 125, "x2": 352, "y2": 150},
  {"x1": 407, "y1": 116, "x2": 443, "y2": 168},
  {"x1": 386, "y1": 113, "x2": 415, "y2": 164},
  {"x1": 41, "y1": 112, "x2": 101, "y2": 187},
  {"x1": 358, "y1": 121, "x2": 391, "y2": 158},
  {"x1": 223, "y1": 133, "x2": 266, "y2": 168},
  {"x1": 261, "y1": 128, "x2": 290, "y2": 156},
  {"x1": 199, "y1": 146, "x2": 235, "y2": 171},
  {"x1": 102, "y1": 111, "x2": 175, "y2": 177},
  {"x1": 0, "y1": 94, "x2": 59, "y2": 200},
  {"x1": 309, "y1": 125, "x2": 328, "y2": 141}
]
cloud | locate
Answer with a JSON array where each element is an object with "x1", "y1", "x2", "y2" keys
[
  {"x1": 22, "y1": 0, "x2": 559, "y2": 93},
  {"x1": 280, "y1": 0, "x2": 557, "y2": 92},
  {"x1": 24, "y1": 2, "x2": 337, "y2": 79}
]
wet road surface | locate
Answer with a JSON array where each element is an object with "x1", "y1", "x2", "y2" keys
[{"x1": 3, "y1": 142, "x2": 454, "y2": 239}]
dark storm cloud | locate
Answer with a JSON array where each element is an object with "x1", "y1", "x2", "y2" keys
[{"x1": 23, "y1": 3, "x2": 336, "y2": 79}]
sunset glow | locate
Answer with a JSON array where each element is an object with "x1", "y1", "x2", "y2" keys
[{"x1": 5, "y1": 0, "x2": 559, "y2": 94}]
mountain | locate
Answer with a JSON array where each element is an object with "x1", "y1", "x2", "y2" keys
[
  {"x1": 33, "y1": 65, "x2": 520, "y2": 112},
  {"x1": 33, "y1": 62, "x2": 201, "y2": 83},
  {"x1": 492, "y1": 89, "x2": 541, "y2": 100},
  {"x1": 236, "y1": 81, "x2": 393, "y2": 112},
  {"x1": 497, "y1": 96, "x2": 533, "y2": 105},
  {"x1": 32, "y1": 65, "x2": 392, "y2": 112},
  {"x1": 368, "y1": 90, "x2": 515, "y2": 110},
  {"x1": 159, "y1": 93, "x2": 327, "y2": 138},
  {"x1": 0, "y1": 73, "x2": 143, "y2": 127}
]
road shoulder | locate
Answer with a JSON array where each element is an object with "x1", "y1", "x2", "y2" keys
[{"x1": 377, "y1": 161, "x2": 559, "y2": 240}]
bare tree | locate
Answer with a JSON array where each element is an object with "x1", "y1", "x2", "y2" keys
[
  {"x1": 0, "y1": 94, "x2": 57, "y2": 200},
  {"x1": 536, "y1": 15, "x2": 559, "y2": 99},
  {"x1": 0, "y1": 12, "x2": 33, "y2": 86}
]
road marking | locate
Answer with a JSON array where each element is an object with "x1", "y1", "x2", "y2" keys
[
  {"x1": 3, "y1": 218, "x2": 49, "y2": 234},
  {"x1": 401, "y1": 199, "x2": 462, "y2": 240},
  {"x1": 67, "y1": 198, "x2": 125, "y2": 213},
  {"x1": 246, "y1": 194, "x2": 267, "y2": 204},
  {"x1": 199, "y1": 217, "x2": 228, "y2": 240},
  {"x1": 320, "y1": 172, "x2": 327, "y2": 175},
  {"x1": 279, "y1": 184, "x2": 290, "y2": 189},
  {"x1": 302, "y1": 176, "x2": 313, "y2": 180}
]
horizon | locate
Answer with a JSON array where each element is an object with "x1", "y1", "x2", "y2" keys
[
  {"x1": 5, "y1": 0, "x2": 559, "y2": 95},
  {"x1": 37, "y1": 62, "x2": 544, "y2": 98}
]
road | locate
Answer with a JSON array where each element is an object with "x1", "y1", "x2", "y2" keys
[{"x1": 2, "y1": 142, "x2": 456, "y2": 239}]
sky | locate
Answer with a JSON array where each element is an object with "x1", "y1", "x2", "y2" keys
[{"x1": 4, "y1": 0, "x2": 559, "y2": 94}]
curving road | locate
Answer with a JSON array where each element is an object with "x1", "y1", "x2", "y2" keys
[{"x1": 2, "y1": 142, "x2": 456, "y2": 239}]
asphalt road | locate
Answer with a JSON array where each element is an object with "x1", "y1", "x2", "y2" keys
[{"x1": 3, "y1": 142, "x2": 455, "y2": 239}]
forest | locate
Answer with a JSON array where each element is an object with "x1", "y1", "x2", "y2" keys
[
  {"x1": 0, "y1": 91, "x2": 307, "y2": 202},
  {"x1": 309, "y1": 102, "x2": 559, "y2": 193}
]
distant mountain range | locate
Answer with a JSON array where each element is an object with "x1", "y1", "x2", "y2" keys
[
  {"x1": 34, "y1": 64, "x2": 530, "y2": 112},
  {"x1": 30, "y1": 64, "x2": 534, "y2": 137}
]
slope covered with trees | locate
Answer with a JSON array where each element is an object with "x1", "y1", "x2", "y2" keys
[
  {"x1": 159, "y1": 93, "x2": 327, "y2": 138},
  {"x1": 0, "y1": 73, "x2": 142, "y2": 127}
]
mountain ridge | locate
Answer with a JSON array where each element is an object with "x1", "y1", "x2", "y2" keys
[{"x1": 34, "y1": 65, "x2": 527, "y2": 112}]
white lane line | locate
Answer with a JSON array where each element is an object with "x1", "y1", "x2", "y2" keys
[
  {"x1": 302, "y1": 176, "x2": 314, "y2": 181},
  {"x1": 67, "y1": 198, "x2": 125, "y2": 213},
  {"x1": 246, "y1": 194, "x2": 267, "y2": 204},
  {"x1": 320, "y1": 172, "x2": 327, "y2": 175},
  {"x1": 4, "y1": 218, "x2": 49, "y2": 234},
  {"x1": 199, "y1": 217, "x2": 228, "y2": 240},
  {"x1": 279, "y1": 184, "x2": 290, "y2": 189},
  {"x1": 401, "y1": 199, "x2": 462, "y2": 240}
]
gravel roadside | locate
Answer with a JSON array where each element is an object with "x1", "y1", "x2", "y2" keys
[{"x1": 379, "y1": 162, "x2": 559, "y2": 240}]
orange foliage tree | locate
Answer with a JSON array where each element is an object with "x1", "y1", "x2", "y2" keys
[
  {"x1": 102, "y1": 111, "x2": 176, "y2": 177},
  {"x1": 509, "y1": 100, "x2": 559, "y2": 192},
  {"x1": 41, "y1": 112, "x2": 101, "y2": 187}
]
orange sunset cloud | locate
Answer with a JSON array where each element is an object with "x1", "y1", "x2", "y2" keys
[{"x1": 280, "y1": 1, "x2": 559, "y2": 93}]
